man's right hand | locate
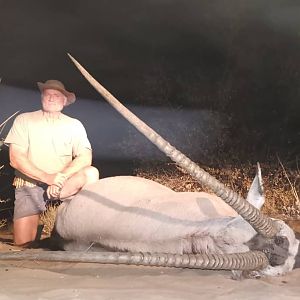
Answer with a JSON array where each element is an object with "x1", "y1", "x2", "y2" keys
[{"x1": 44, "y1": 172, "x2": 68, "y2": 188}]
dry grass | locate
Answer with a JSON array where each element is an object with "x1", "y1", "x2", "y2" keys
[
  {"x1": 135, "y1": 161, "x2": 300, "y2": 220},
  {"x1": 39, "y1": 204, "x2": 59, "y2": 237},
  {"x1": 0, "y1": 219, "x2": 7, "y2": 229},
  {"x1": 0, "y1": 111, "x2": 20, "y2": 229}
]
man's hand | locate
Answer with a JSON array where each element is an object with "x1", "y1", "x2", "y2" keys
[
  {"x1": 45, "y1": 173, "x2": 68, "y2": 199},
  {"x1": 47, "y1": 185, "x2": 62, "y2": 200},
  {"x1": 44, "y1": 172, "x2": 68, "y2": 188}
]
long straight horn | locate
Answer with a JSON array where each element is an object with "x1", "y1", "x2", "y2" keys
[{"x1": 68, "y1": 53, "x2": 278, "y2": 238}]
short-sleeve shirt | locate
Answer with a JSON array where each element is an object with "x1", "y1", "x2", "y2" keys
[{"x1": 5, "y1": 110, "x2": 91, "y2": 180}]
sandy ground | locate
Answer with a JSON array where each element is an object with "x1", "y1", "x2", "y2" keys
[
  {"x1": 0, "y1": 243, "x2": 300, "y2": 300},
  {"x1": 0, "y1": 259, "x2": 300, "y2": 300}
]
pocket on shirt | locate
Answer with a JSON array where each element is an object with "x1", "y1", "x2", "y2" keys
[{"x1": 55, "y1": 141, "x2": 73, "y2": 157}]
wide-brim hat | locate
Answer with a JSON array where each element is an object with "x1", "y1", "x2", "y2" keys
[{"x1": 37, "y1": 79, "x2": 76, "y2": 105}]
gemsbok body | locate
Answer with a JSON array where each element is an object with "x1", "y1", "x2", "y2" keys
[{"x1": 54, "y1": 172, "x2": 299, "y2": 277}]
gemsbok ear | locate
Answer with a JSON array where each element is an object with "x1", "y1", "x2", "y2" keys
[{"x1": 246, "y1": 162, "x2": 265, "y2": 210}]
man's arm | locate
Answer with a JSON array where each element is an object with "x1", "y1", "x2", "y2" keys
[
  {"x1": 61, "y1": 148, "x2": 92, "y2": 178},
  {"x1": 9, "y1": 144, "x2": 67, "y2": 187},
  {"x1": 46, "y1": 148, "x2": 92, "y2": 199}
]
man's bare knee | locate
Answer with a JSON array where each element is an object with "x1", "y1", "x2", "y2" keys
[
  {"x1": 59, "y1": 166, "x2": 99, "y2": 200},
  {"x1": 83, "y1": 166, "x2": 99, "y2": 184}
]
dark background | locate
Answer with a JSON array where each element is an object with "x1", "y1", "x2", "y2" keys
[{"x1": 1, "y1": 0, "x2": 300, "y2": 161}]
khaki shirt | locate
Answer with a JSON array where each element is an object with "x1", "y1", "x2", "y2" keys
[{"x1": 5, "y1": 110, "x2": 91, "y2": 181}]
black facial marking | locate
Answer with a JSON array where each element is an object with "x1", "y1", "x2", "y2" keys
[{"x1": 247, "y1": 234, "x2": 290, "y2": 267}]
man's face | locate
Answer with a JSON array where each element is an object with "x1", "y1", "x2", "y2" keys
[{"x1": 41, "y1": 89, "x2": 67, "y2": 112}]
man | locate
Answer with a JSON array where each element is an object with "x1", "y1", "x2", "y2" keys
[{"x1": 5, "y1": 80, "x2": 99, "y2": 246}]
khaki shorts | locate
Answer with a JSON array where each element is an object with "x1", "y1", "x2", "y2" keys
[{"x1": 14, "y1": 185, "x2": 48, "y2": 220}]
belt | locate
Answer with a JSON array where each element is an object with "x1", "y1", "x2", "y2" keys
[{"x1": 13, "y1": 177, "x2": 38, "y2": 188}]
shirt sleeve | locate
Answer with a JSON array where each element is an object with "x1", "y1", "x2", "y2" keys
[
  {"x1": 4, "y1": 114, "x2": 29, "y2": 150},
  {"x1": 72, "y1": 120, "x2": 92, "y2": 157}
]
